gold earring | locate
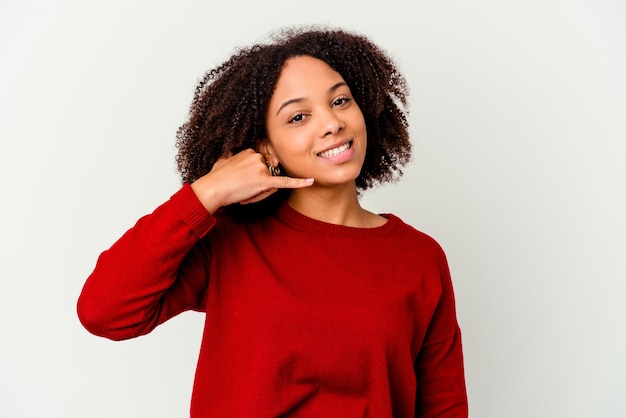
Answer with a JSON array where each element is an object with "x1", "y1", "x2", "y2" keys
[{"x1": 268, "y1": 164, "x2": 281, "y2": 176}]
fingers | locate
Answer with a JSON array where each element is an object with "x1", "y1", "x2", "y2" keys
[
  {"x1": 240, "y1": 177, "x2": 314, "y2": 205},
  {"x1": 239, "y1": 176, "x2": 314, "y2": 205},
  {"x1": 239, "y1": 188, "x2": 278, "y2": 205},
  {"x1": 241, "y1": 177, "x2": 314, "y2": 204},
  {"x1": 230, "y1": 148, "x2": 314, "y2": 190},
  {"x1": 269, "y1": 176, "x2": 315, "y2": 189},
  {"x1": 197, "y1": 148, "x2": 315, "y2": 209}
]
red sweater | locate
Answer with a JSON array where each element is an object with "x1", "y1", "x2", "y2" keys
[{"x1": 77, "y1": 184, "x2": 467, "y2": 417}]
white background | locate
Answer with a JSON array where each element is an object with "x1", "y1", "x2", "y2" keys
[{"x1": 1, "y1": 0, "x2": 625, "y2": 417}]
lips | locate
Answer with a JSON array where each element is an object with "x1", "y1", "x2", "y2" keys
[{"x1": 317, "y1": 141, "x2": 352, "y2": 158}]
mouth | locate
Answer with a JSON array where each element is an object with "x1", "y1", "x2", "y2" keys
[{"x1": 317, "y1": 141, "x2": 352, "y2": 158}]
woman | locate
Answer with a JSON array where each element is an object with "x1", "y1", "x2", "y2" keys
[{"x1": 77, "y1": 27, "x2": 468, "y2": 417}]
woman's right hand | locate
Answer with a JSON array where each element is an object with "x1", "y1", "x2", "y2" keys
[{"x1": 190, "y1": 149, "x2": 314, "y2": 214}]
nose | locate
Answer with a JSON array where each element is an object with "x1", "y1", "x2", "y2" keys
[{"x1": 318, "y1": 108, "x2": 345, "y2": 137}]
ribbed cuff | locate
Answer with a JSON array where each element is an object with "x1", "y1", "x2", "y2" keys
[{"x1": 170, "y1": 183, "x2": 216, "y2": 238}]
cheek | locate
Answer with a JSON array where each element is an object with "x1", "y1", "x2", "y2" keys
[
  {"x1": 273, "y1": 137, "x2": 309, "y2": 164},
  {"x1": 270, "y1": 126, "x2": 312, "y2": 155},
  {"x1": 357, "y1": 111, "x2": 367, "y2": 132},
  {"x1": 351, "y1": 117, "x2": 368, "y2": 150},
  {"x1": 346, "y1": 105, "x2": 367, "y2": 135},
  {"x1": 266, "y1": 135, "x2": 301, "y2": 170}
]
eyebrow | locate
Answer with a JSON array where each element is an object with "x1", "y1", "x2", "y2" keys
[{"x1": 275, "y1": 82, "x2": 348, "y2": 116}]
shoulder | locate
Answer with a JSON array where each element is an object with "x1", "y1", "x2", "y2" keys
[
  {"x1": 386, "y1": 214, "x2": 440, "y2": 244},
  {"x1": 385, "y1": 214, "x2": 448, "y2": 262},
  {"x1": 210, "y1": 207, "x2": 279, "y2": 239}
]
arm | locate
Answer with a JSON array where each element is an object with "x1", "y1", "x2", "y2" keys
[
  {"x1": 77, "y1": 184, "x2": 215, "y2": 340},
  {"x1": 414, "y1": 254, "x2": 468, "y2": 417},
  {"x1": 77, "y1": 149, "x2": 314, "y2": 341}
]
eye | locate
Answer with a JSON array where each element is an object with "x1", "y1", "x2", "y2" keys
[
  {"x1": 332, "y1": 96, "x2": 351, "y2": 107},
  {"x1": 288, "y1": 112, "x2": 308, "y2": 124}
]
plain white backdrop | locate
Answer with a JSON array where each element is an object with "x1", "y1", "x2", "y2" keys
[{"x1": 1, "y1": 0, "x2": 625, "y2": 416}]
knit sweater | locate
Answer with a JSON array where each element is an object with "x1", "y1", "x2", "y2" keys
[{"x1": 77, "y1": 184, "x2": 468, "y2": 417}]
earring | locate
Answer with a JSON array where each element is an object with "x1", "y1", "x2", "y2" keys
[
  {"x1": 268, "y1": 164, "x2": 281, "y2": 176},
  {"x1": 263, "y1": 144, "x2": 281, "y2": 176}
]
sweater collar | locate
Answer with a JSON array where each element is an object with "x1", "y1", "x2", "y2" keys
[{"x1": 275, "y1": 202, "x2": 401, "y2": 237}]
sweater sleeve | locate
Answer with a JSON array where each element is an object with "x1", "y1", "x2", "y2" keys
[
  {"x1": 414, "y1": 251, "x2": 468, "y2": 417},
  {"x1": 77, "y1": 184, "x2": 216, "y2": 341}
]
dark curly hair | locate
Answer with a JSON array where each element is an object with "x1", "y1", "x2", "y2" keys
[{"x1": 176, "y1": 26, "x2": 411, "y2": 217}]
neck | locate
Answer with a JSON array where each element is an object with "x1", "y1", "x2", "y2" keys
[{"x1": 287, "y1": 183, "x2": 384, "y2": 228}]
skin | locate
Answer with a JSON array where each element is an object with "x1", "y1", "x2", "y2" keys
[{"x1": 191, "y1": 56, "x2": 386, "y2": 227}]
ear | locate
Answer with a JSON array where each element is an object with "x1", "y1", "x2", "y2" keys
[{"x1": 256, "y1": 139, "x2": 279, "y2": 167}]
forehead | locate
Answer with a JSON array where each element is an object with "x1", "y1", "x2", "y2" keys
[{"x1": 272, "y1": 56, "x2": 346, "y2": 96}]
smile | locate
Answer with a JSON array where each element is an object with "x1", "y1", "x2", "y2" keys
[{"x1": 317, "y1": 141, "x2": 352, "y2": 158}]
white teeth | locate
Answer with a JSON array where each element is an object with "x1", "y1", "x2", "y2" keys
[{"x1": 318, "y1": 142, "x2": 351, "y2": 158}]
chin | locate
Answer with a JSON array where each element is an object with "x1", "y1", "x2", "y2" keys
[{"x1": 316, "y1": 172, "x2": 361, "y2": 187}]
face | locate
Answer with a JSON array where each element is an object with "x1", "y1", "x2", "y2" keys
[{"x1": 264, "y1": 55, "x2": 367, "y2": 188}]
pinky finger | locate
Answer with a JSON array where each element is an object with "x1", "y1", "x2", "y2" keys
[{"x1": 239, "y1": 188, "x2": 278, "y2": 205}]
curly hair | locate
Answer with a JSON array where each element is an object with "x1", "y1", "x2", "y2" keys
[{"x1": 176, "y1": 26, "x2": 411, "y2": 216}]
